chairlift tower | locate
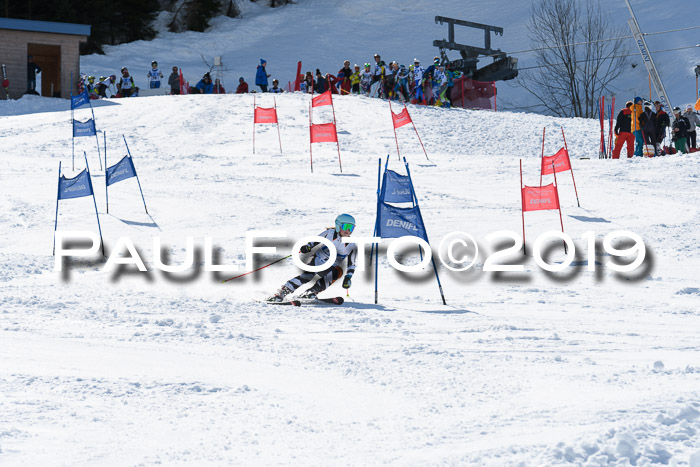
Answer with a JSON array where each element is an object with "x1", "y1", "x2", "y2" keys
[{"x1": 433, "y1": 16, "x2": 518, "y2": 82}]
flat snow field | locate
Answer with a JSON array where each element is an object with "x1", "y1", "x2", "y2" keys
[{"x1": 0, "y1": 93, "x2": 699, "y2": 465}]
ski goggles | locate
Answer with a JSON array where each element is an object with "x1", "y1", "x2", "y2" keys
[{"x1": 340, "y1": 223, "x2": 355, "y2": 232}]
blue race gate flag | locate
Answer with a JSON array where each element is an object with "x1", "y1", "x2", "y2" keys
[
  {"x1": 376, "y1": 202, "x2": 428, "y2": 241},
  {"x1": 106, "y1": 155, "x2": 136, "y2": 186},
  {"x1": 58, "y1": 169, "x2": 93, "y2": 200},
  {"x1": 380, "y1": 169, "x2": 414, "y2": 204},
  {"x1": 71, "y1": 91, "x2": 90, "y2": 109},
  {"x1": 53, "y1": 157, "x2": 104, "y2": 256},
  {"x1": 73, "y1": 118, "x2": 96, "y2": 137},
  {"x1": 372, "y1": 155, "x2": 445, "y2": 305}
]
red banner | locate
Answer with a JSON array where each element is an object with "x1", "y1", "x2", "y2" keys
[
  {"x1": 294, "y1": 61, "x2": 302, "y2": 92},
  {"x1": 254, "y1": 107, "x2": 278, "y2": 124},
  {"x1": 312, "y1": 90, "x2": 332, "y2": 108},
  {"x1": 451, "y1": 76, "x2": 495, "y2": 110},
  {"x1": 522, "y1": 184, "x2": 560, "y2": 212},
  {"x1": 179, "y1": 70, "x2": 188, "y2": 95},
  {"x1": 391, "y1": 108, "x2": 412, "y2": 129},
  {"x1": 310, "y1": 123, "x2": 338, "y2": 143},
  {"x1": 541, "y1": 147, "x2": 571, "y2": 175}
]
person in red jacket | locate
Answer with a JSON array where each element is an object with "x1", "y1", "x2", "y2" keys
[
  {"x1": 213, "y1": 78, "x2": 226, "y2": 94},
  {"x1": 337, "y1": 60, "x2": 352, "y2": 95},
  {"x1": 612, "y1": 101, "x2": 635, "y2": 159},
  {"x1": 235, "y1": 77, "x2": 248, "y2": 94}
]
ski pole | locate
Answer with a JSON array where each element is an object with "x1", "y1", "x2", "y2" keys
[{"x1": 221, "y1": 254, "x2": 291, "y2": 283}]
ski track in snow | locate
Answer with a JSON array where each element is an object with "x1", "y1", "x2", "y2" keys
[{"x1": 0, "y1": 91, "x2": 699, "y2": 465}]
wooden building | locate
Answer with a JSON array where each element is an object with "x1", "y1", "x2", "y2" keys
[{"x1": 0, "y1": 18, "x2": 90, "y2": 100}]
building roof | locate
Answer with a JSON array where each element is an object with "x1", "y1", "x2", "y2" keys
[{"x1": 0, "y1": 18, "x2": 90, "y2": 37}]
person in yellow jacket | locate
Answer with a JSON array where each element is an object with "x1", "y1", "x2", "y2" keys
[
  {"x1": 631, "y1": 96, "x2": 644, "y2": 157},
  {"x1": 349, "y1": 64, "x2": 361, "y2": 94}
]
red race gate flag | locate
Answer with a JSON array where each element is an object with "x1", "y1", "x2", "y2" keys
[
  {"x1": 539, "y1": 126, "x2": 581, "y2": 207},
  {"x1": 520, "y1": 159, "x2": 566, "y2": 255},
  {"x1": 253, "y1": 96, "x2": 282, "y2": 154},
  {"x1": 312, "y1": 90, "x2": 333, "y2": 107},
  {"x1": 310, "y1": 122, "x2": 338, "y2": 143},
  {"x1": 540, "y1": 147, "x2": 571, "y2": 176},
  {"x1": 391, "y1": 107, "x2": 412, "y2": 129},
  {"x1": 254, "y1": 107, "x2": 278, "y2": 123},
  {"x1": 521, "y1": 183, "x2": 560, "y2": 212}
]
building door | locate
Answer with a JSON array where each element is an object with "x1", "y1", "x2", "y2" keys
[{"x1": 27, "y1": 43, "x2": 61, "y2": 97}]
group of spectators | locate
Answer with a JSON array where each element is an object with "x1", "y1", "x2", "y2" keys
[
  {"x1": 253, "y1": 55, "x2": 462, "y2": 107},
  {"x1": 80, "y1": 53, "x2": 460, "y2": 107},
  {"x1": 612, "y1": 96, "x2": 699, "y2": 158}
]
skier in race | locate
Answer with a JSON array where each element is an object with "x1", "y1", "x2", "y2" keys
[{"x1": 267, "y1": 214, "x2": 357, "y2": 302}]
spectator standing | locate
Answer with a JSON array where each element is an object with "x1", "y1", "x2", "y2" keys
[
  {"x1": 117, "y1": 67, "x2": 136, "y2": 97},
  {"x1": 269, "y1": 79, "x2": 283, "y2": 93},
  {"x1": 213, "y1": 78, "x2": 226, "y2": 94},
  {"x1": 147, "y1": 61, "x2": 164, "y2": 89},
  {"x1": 631, "y1": 96, "x2": 644, "y2": 156},
  {"x1": 412, "y1": 58, "x2": 425, "y2": 104},
  {"x1": 256, "y1": 59, "x2": 270, "y2": 92},
  {"x1": 314, "y1": 69, "x2": 327, "y2": 94},
  {"x1": 638, "y1": 103, "x2": 657, "y2": 155},
  {"x1": 302, "y1": 71, "x2": 314, "y2": 94},
  {"x1": 350, "y1": 65, "x2": 361, "y2": 94},
  {"x1": 360, "y1": 64, "x2": 372, "y2": 96},
  {"x1": 235, "y1": 77, "x2": 249, "y2": 94},
  {"x1": 371, "y1": 54, "x2": 386, "y2": 98},
  {"x1": 612, "y1": 101, "x2": 635, "y2": 159},
  {"x1": 682, "y1": 104, "x2": 699, "y2": 149},
  {"x1": 337, "y1": 60, "x2": 352, "y2": 95},
  {"x1": 671, "y1": 107, "x2": 690, "y2": 153},
  {"x1": 654, "y1": 101, "x2": 669, "y2": 155},
  {"x1": 396, "y1": 64, "x2": 409, "y2": 102},
  {"x1": 168, "y1": 66, "x2": 180, "y2": 95},
  {"x1": 27, "y1": 55, "x2": 41, "y2": 93}
]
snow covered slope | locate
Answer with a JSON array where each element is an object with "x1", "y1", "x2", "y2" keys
[
  {"x1": 81, "y1": 0, "x2": 700, "y2": 111},
  {"x1": 0, "y1": 91, "x2": 699, "y2": 465}
]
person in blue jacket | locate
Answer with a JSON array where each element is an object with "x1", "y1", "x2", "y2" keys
[
  {"x1": 256, "y1": 59, "x2": 270, "y2": 92},
  {"x1": 195, "y1": 73, "x2": 214, "y2": 94}
]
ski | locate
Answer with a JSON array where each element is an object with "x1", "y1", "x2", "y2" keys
[
  {"x1": 263, "y1": 296, "x2": 344, "y2": 306},
  {"x1": 265, "y1": 299, "x2": 301, "y2": 306},
  {"x1": 296, "y1": 296, "x2": 344, "y2": 305}
]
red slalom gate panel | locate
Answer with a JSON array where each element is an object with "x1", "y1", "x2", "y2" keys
[
  {"x1": 521, "y1": 184, "x2": 560, "y2": 212},
  {"x1": 391, "y1": 107, "x2": 412, "y2": 129},
  {"x1": 310, "y1": 123, "x2": 338, "y2": 143},
  {"x1": 254, "y1": 107, "x2": 278, "y2": 124},
  {"x1": 541, "y1": 147, "x2": 571, "y2": 175},
  {"x1": 312, "y1": 90, "x2": 332, "y2": 108}
]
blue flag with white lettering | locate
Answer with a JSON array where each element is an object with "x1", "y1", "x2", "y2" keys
[
  {"x1": 58, "y1": 169, "x2": 93, "y2": 200},
  {"x1": 380, "y1": 170, "x2": 414, "y2": 204},
  {"x1": 71, "y1": 91, "x2": 90, "y2": 109},
  {"x1": 376, "y1": 202, "x2": 427, "y2": 241},
  {"x1": 106, "y1": 155, "x2": 136, "y2": 186},
  {"x1": 73, "y1": 118, "x2": 96, "y2": 137}
]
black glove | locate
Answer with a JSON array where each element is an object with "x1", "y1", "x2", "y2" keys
[
  {"x1": 342, "y1": 275, "x2": 352, "y2": 289},
  {"x1": 300, "y1": 244, "x2": 312, "y2": 254}
]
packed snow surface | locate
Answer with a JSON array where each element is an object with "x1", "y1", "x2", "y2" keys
[{"x1": 1, "y1": 89, "x2": 699, "y2": 465}]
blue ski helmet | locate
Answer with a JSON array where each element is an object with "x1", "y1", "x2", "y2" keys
[{"x1": 335, "y1": 214, "x2": 356, "y2": 233}]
